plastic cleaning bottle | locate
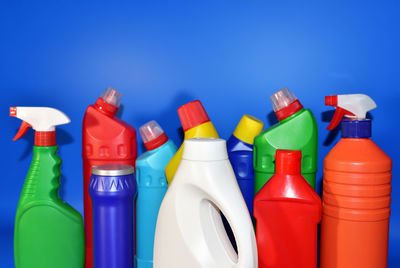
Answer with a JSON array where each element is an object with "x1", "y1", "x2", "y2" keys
[
  {"x1": 254, "y1": 149, "x2": 321, "y2": 268},
  {"x1": 154, "y1": 138, "x2": 258, "y2": 268},
  {"x1": 165, "y1": 100, "x2": 218, "y2": 184},
  {"x1": 135, "y1": 121, "x2": 177, "y2": 268},
  {"x1": 11, "y1": 107, "x2": 85, "y2": 268},
  {"x1": 90, "y1": 164, "x2": 136, "y2": 268},
  {"x1": 82, "y1": 87, "x2": 137, "y2": 268},
  {"x1": 320, "y1": 94, "x2": 392, "y2": 268},
  {"x1": 227, "y1": 115, "x2": 264, "y2": 217},
  {"x1": 254, "y1": 88, "x2": 318, "y2": 193}
]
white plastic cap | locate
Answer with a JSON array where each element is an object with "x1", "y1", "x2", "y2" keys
[
  {"x1": 270, "y1": 87, "x2": 298, "y2": 112},
  {"x1": 139, "y1": 120, "x2": 165, "y2": 143},
  {"x1": 100, "y1": 87, "x2": 122, "y2": 107},
  {"x1": 182, "y1": 138, "x2": 228, "y2": 161}
]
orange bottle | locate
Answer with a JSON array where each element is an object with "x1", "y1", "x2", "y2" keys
[{"x1": 320, "y1": 94, "x2": 392, "y2": 268}]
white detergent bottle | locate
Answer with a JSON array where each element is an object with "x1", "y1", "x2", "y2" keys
[{"x1": 154, "y1": 138, "x2": 258, "y2": 268}]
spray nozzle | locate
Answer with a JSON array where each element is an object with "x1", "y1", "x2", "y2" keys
[
  {"x1": 325, "y1": 94, "x2": 376, "y2": 130},
  {"x1": 10, "y1": 107, "x2": 70, "y2": 145}
]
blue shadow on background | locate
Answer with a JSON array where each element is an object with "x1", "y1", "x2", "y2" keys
[{"x1": 1, "y1": 1, "x2": 399, "y2": 267}]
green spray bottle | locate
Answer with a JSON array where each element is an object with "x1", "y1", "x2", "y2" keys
[
  {"x1": 10, "y1": 107, "x2": 84, "y2": 268},
  {"x1": 254, "y1": 88, "x2": 318, "y2": 193}
]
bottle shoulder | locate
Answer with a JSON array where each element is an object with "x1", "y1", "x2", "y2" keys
[
  {"x1": 171, "y1": 159, "x2": 235, "y2": 187},
  {"x1": 83, "y1": 105, "x2": 136, "y2": 140},
  {"x1": 255, "y1": 109, "x2": 317, "y2": 148},
  {"x1": 184, "y1": 121, "x2": 219, "y2": 139},
  {"x1": 227, "y1": 135, "x2": 253, "y2": 153},
  {"x1": 255, "y1": 174, "x2": 321, "y2": 203},
  {"x1": 136, "y1": 141, "x2": 177, "y2": 169},
  {"x1": 16, "y1": 200, "x2": 83, "y2": 224},
  {"x1": 324, "y1": 138, "x2": 392, "y2": 172}
]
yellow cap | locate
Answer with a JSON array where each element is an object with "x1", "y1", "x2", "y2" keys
[{"x1": 233, "y1": 115, "x2": 264, "y2": 145}]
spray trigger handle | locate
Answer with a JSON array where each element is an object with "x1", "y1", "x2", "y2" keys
[
  {"x1": 13, "y1": 121, "x2": 32, "y2": 141},
  {"x1": 326, "y1": 107, "x2": 354, "y2": 130},
  {"x1": 325, "y1": 94, "x2": 376, "y2": 130}
]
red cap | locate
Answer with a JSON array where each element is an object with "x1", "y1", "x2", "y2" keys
[
  {"x1": 94, "y1": 97, "x2": 118, "y2": 117},
  {"x1": 275, "y1": 149, "x2": 302, "y2": 175},
  {"x1": 35, "y1": 131, "x2": 56, "y2": 146},
  {"x1": 177, "y1": 100, "x2": 210, "y2": 131},
  {"x1": 275, "y1": 100, "x2": 303, "y2": 121},
  {"x1": 144, "y1": 133, "x2": 168, "y2": 151}
]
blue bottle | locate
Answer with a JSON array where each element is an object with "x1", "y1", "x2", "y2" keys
[
  {"x1": 227, "y1": 115, "x2": 264, "y2": 218},
  {"x1": 135, "y1": 120, "x2": 177, "y2": 268},
  {"x1": 89, "y1": 164, "x2": 136, "y2": 268}
]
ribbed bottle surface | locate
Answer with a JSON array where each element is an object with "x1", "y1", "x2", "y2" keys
[{"x1": 320, "y1": 138, "x2": 392, "y2": 268}]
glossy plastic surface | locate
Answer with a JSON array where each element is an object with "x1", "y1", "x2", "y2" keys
[
  {"x1": 135, "y1": 139, "x2": 177, "y2": 268},
  {"x1": 320, "y1": 138, "x2": 392, "y2": 268},
  {"x1": 14, "y1": 146, "x2": 84, "y2": 268},
  {"x1": 228, "y1": 115, "x2": 263, "y2": 218},
  {"x1": 82, "y1": 97, "x2": 137, "y2": 268},
  {"x1": 154, "y1": 138, "x2": 257, "y2": 268},
  {"x1": 227, "y1": 136, "x2": 254, "y2": 217},
  {"x1": 254, "y1": 149, "x2": 321, "y2": 268},
  {"x1": 165, "y1": 121, "x2": 218, "y2": 184},
  {"x1": 254, "y1": 108, "x2": 318, "y2": 192},
  {"x1": 89, "y1": 171, "x2": 136, "y2": 268}
]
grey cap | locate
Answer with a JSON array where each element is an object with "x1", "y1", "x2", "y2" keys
[{"x1": 92, "y1": 164, "x2": 134, "y2": 176}]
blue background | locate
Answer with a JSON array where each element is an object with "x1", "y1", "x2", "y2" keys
[{"x1": 1, "y1": 1, "x2": 399, "y2": 266}]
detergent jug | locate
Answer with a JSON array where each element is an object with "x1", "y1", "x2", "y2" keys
[{"x1": 154, "y1": 138, "x2": 257, "y2": 268}]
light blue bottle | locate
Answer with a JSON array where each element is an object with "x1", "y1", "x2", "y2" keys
[{"x1": 135, "y1": 120, "x2": 177, "y2": 268}]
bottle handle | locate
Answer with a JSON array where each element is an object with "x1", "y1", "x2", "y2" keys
[{"x1": 206, "y1": 172, "x2": 258, "y2": 267}]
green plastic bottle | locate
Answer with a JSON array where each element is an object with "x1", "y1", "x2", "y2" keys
[
  {"x1": 10, "y1": 107, "x2": 85, "y2": 268},
  {"x1": 254, "y1": 88, "x2": 318, "y2": 193}
]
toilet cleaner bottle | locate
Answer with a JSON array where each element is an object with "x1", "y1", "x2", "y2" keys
[
  {"x1": 320, "y1": 94, "x2": 392, "y2": 268},
  {"x1": 227, "y1": 115, "x2": 264, "y2": 217},
  {"x1": 82, "y1": 87, "x2": 137, "y2": 268},
  {"x1": 135, "y1": 121, "x2": 177, "y2": 268},
  {"x1": 165, "y1": 100, "x2": 218, "y2": 184},
  {"x1": 11, "y1": 107, "x2": 85, "y2": 268},
  {"x1": 254, "y1": 88, "x2": 318, "y2": 193}
]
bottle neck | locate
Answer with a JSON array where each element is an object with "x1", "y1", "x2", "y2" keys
[
  {"x1": 275, "y1": 100, "x2": 303, "y2": 121},
  {"x1": 144, "y1": 133, "x2": 168, "y2": 151},
  {"x1": 94, "y1": 98, "x2": 118, "y2": 117},
  {"x1": 35, "y1": 131, "x2": 56, "y2": 146},
  {"x1": 341, "y1": 119, "x2": 371, "y2": 138},
  {"x1": 275, "y1": 150, "x2": 302, "y2": 175}
]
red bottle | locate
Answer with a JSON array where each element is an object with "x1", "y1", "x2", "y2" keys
[
  {"x1": 82, "y1": 87, "x2": 137, "y2": 268},
  {"x1": 254, "y1": 149, "x2": 321, "y2": 268}
]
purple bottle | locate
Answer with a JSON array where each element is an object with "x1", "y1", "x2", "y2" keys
[{"x1": 89, "y1": 164, "x2": 136, "y2": 268}]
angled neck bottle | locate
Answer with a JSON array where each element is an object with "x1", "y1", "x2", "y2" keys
[
  {"x1": 135, "y1": 121, "x2": 177, "y2": 268},
  {"x1": 254, "y1": 88, "x2": 318, "y2": 193},
  {"x1": 82, "y1": 87, "x2": 137, "y2": 268}
]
